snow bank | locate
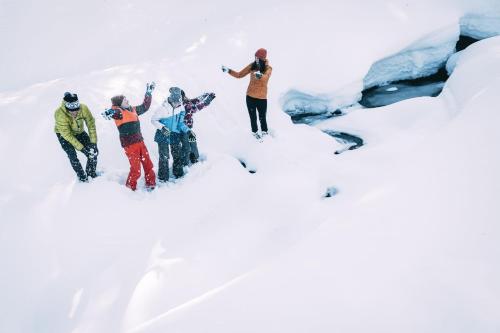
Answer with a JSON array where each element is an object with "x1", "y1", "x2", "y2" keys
[
  {"x1": 1, "y1": 1, "x2": 500, "y2": 333},
  {"x1": 363, "y1": 25, "x2": 460, "y2": 89},
  {"x1": 460, "y1": 13, "x2": 500, "y2": 39},
  {"x1": 143, "y1": 35, "x2": 500, "y2": 333}
]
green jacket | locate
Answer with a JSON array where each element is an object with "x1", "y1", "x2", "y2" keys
[{"x1": 54, "y1": 102, "x2": 97, "y2": 150}]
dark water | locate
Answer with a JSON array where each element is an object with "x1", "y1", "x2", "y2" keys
[
  {"x1": 238, "y1": 159, "x2": 257, "y2": 174},
  {"x1": 290, "y1": 110, "x2": 343, "y2": 124},
  {"x1": 360, "y1": 35, "x2": 480, "y2": 108},
  {"x1": 322, "y1": 130, "x2": 364, "y2": 154},
  {"x1": 360, "y1": 68, "x2": 448, "y2": 108},
  {"x1": 281, "y1": 35, "x2": 481, "y2": 157}
]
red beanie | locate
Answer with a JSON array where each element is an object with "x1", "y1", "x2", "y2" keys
[{"x1": 255, "y1": 48, "x2": 267, "y2": 59}]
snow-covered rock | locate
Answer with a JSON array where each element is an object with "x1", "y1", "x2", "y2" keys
[
  {"x1": 460, "y1": 13, "x2": 500, "y2": 39},
  {"x1": 363, "y1": 25, "x2": 460, "y2": 89}
]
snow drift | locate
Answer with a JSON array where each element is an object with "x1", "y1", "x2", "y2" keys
[{"x1": 1, "y1": 1, "x2": 500, "y2": 333}]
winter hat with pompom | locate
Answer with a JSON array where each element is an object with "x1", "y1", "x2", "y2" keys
[{"x1": 63, "y1": 92, "x2": 80, "y2": 111}]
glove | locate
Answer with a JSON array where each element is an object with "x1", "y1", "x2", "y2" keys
[
  {"x1": 102, "y1": 108, "x2": 115, "y2": 120},
  {"x1": 89, "y1": 143, "x2": 99, "y2": 157},
  {"x1": 146, "y1": 81, "x2": 156, "y2": 95},
  {"x1": 161, "y1": 126, "x2": 171, "y2": 137},
  {"x1": 205, "y1": 92, "x2": 216, "y2": 104},
  {"x1": 255, "y1": 71, "x2": 263, "y2": 79},
  {"x1": 188, "y1": 131, "x2": 197, "y2": 143},
  {"x1": 221, "y1": 65, "x2": 230, "y2": 73},
  {"x1": 82, "y1": 145, "x2": 98, "y2": 158}
]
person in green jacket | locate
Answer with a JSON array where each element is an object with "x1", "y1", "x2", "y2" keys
[{"x1": 54, "y1": 92, "x2": 98, "y2": 182}]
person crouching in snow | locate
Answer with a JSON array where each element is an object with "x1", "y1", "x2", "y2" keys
[
  {"x1": 102, "y1": 83, "x2": 157, "y2": 191},
  {"x1": 151, "y1": 87, "x2": 195, "y2": 182},
  {"x1": 222, "y1": 48, "x2": 272, "y2": 140},
  {"x1": 180, "y1": 90, "x2": 216, "y2": 165},
  {"x1": 54, "y1": 92, "x2": 98, "y2": 182}
]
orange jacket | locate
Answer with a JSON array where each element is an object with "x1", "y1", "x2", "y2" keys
[{"x1": 229, "y1": 61, "x2": 272, "y2": 99}]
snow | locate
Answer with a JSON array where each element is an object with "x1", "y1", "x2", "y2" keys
[
  {"x1": 1, "y1": 1, "x2": 500, "y2": 333},
  {"x1": 363, "y1": 24, "x2": 460, "y2": 89},
  {"x1": 140, "y1": 34, "x2": 500, "y2": 333},
  {"x1": 460, "y1": 13, "x2": 500, "y2": 39}
]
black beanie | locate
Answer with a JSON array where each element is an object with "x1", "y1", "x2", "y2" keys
[{"x1": 63, "y1": 92, "x2": 80, "y2": 111}]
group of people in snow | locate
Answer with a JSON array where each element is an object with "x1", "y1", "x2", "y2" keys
[{"x1": 53, "y1": 48, "x2": 273, "y2": 191}]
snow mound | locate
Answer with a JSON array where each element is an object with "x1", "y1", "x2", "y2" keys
[
  {"x1": 460, "y1": 13, "x2": 500, "y2": 39},
  {"x1": 149, "y1": 33, "x2": 500, "y2": 333},
  {"x1": 363, "y1": 25, "x2": 460, "y2": 89}
]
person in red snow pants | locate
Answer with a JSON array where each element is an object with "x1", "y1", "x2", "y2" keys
[
  {"x1": 123, "y1": 141, "x2": 155, "y2": 191},
  {"x1": 103, "y1": 82, "x2": 157, "y2": 191}
]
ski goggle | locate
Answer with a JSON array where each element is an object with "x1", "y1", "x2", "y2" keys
[{"x1": 65, "y1": 101, "x2": 80, "y2": 110}]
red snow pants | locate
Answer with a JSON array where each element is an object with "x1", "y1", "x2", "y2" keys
[{"x1": 123, "y1": 141, "x2": 156, "y2": 191}]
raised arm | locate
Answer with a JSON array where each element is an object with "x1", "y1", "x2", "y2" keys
[
  {"x1": 228, "y1": 64, "x2": 252, "y2": 79},
  {"x1": 185, "y1": 92, "x2": 216, "y2": 114},
  {"x1": 135, "y1": 93, "x2": 152, "y2": 116}
]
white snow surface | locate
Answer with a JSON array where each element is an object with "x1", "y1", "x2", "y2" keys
[
  {"x1": 1, "y1": 1, "x2": 500, "y2": 333},
  {"x1": 363, "y1": 24, "x2": 460, "y2": 89},
  {"x1": 460, "y1": 13, "x2": 500, "y2": 39}
]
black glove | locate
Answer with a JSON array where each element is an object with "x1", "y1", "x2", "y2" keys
[
  {"x1": 188, "y1": 131, "x2": 197, "y2": 143},
  {"x1": 82, "y1": 144, "x2": 98, "y2": 158},
  {"x1": 81, "y1": 146, "x2": 91, "y2": 157},
  {"x1": 161, "y1": 126, "x2": 171, "y2": 137},
  {"x1": 89, "y1": 144, "x2": 98, "y2": 157},
  {"x1": 205, "y1": 92, "x2": 216, "y2": 104}
]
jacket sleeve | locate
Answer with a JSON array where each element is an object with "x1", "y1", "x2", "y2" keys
[
  {"x1": 83, "y1": 106, "x2": 97, "y2": 144},
  {"x1": 186, "y1": 93, "x2": 213, "y2": 114},
  {"x1": 135, "y1": 93, "x2": 152, "y2": 116},
  {"x1": 55, "y1": 111, "x2": 84, "y2": 150},
  {"x1": 180, "y1": 113, "x2": 191, "y2": 133},
  {"x1": 229, "y1": 64, "x2": 252, "y2": 79},
  {"x1": 151, "y1": 107, "x2": 165, "y2": 130},
  {"x1": 262, "y1": 66, "x2": 272, "y2": 80}
]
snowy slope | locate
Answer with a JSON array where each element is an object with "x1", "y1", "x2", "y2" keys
[
  {"x1": 134, "y1": 35, "x2": 500, "y2": 333},
  {"x1": 1, "y1": 1, "x2": 500, "y2": 333}
]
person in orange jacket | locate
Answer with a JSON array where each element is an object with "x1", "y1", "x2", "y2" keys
[
  {"x1": 102, "y1": 83, "x2": 156, "y2": 191},
  {"x1": 222, "y1": 48, "x2": 272, "y2": 140}
]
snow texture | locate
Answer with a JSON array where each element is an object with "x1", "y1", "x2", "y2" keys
[
  {"x1": 460, "y1": 13, "x2": 500, "y2": 39},
  {"x1": 1, "y1": 1, "x2": 500, "y2": 333},
  {"x1": 363, "y1": 25, "x2": 460, "y2": 89}
]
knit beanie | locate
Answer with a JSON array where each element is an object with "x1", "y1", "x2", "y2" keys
[
  {"x1": 255, "y1": 48, "x2": 267, "y2": 60},
  {"x1": 111, "y1": 95, "x2": 125, "y2": 107},
  {"x1": 63, "y1": 92, "x2": 80, "y2": 111},
  {"x1": 167, "y1": 87, "x2": 183, "y2": 105}
]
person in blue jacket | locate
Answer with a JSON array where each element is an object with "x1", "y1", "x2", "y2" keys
[{"x1": 151, "y1": 87, "x2": 195, "y2": 182}]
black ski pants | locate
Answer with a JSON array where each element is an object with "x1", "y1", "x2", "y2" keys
[
  {"x1": 57, "y1": 132, "x2": 97, "y2": 180},
  {"x1": 157, "y1": 133, "x2": 184, "y2": 181},
  {"x1": 246, "y1": 95, "x2": 268, "y2": 133}
]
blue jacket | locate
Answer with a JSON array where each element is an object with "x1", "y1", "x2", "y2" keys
[{"x1": 151, "y1": 103, "x2": 190, "y2": 144}]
